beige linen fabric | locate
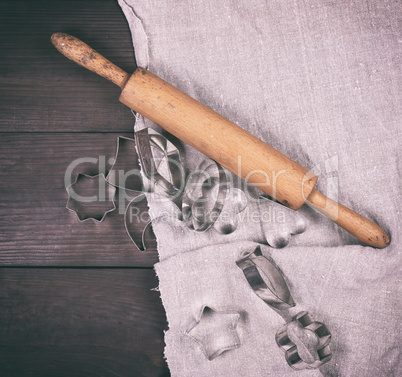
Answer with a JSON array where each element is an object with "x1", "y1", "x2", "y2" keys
[{"x1": 119, "y1": 1, "x2": 401, "y2": 376}]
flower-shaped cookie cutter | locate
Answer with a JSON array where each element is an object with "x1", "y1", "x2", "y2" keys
[{"x1": 276, "y1": 311, "x2": 332, "y2": 370}]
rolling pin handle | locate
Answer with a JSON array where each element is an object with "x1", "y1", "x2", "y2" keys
[
  {"x1": 50, "y1": 33, "x2": 130, "y2": 89},
  {"x1": 306, "y1": 188, "x2": 390, "y2": 248}
]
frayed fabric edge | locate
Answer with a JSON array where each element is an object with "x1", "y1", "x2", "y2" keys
[
  {"x1": 153, "y1": 262, "x2": 174, "y2": 373},
  {"x1": 118, "y1": 1, "x2": 171, "y2": 370}
]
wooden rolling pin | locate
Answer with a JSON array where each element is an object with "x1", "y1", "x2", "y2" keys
[{"x1": 51, "y1": 33, "x2": 390, "y2": 248}]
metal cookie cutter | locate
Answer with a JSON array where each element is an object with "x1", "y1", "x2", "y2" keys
[
  {"x1": 276, "y1": 311, "x2": 332, "y2": 370},
  {"x1": 124, "y1": 193, "x2": 156, "y2": 252},
  {"x1": 236, "y1": 246, "x2": 295, "y2": 310},
  {"x1": 129, "y1": 128, "x2": 186, "y2": 249},
  {"x1": 257, "y1": 196, "x2": 308, "y2": 248},
  {"x1": 134, "y1": 128, "x2": 246, "y2": 235},
  {"x1": 66, "y1": 173, "x2": 116, "y2": 222},
  {"x1": 105, "y1": 129, "x2": 185, "y2": 250},
  {"x1": 213, "y1": 187, "x2": 248, "y2": 234},
  {"x1": 182, "y1": 159, "x2": 228, "y2": 232},
  {"x1": 236, "y1": 246, "x2": 332, "y2": 370},
  {"x1": 185, "y1": 305, "x2": 241, "y2": 360},
  {"x1": 106, "y1": 136, "x2": 144, "y2": 191},
  {"x1": 135, "y1": 127, "x2": 185, "y2": 201}
]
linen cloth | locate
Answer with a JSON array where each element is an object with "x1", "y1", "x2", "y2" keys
[{"x1": 118, "y1": 1, "x2": 401, "y2": 376}]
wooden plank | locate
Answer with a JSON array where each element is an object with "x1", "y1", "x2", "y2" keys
[
  {"x1": 0, "y1": 268, "x2": 170, "y2": 377},
  {"x1": 0, "y1": 0, "x2": 137, "y2": 132},
  {"x1": 0, "y1": 133, "x2": 159, "y2": 266}
]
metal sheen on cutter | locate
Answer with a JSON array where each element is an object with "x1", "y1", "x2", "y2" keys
[
  {"x1": 182, "y1": 159, "x2": 228, "y2": 232},
  {"x1": 276, "y1": 311, "x2": 332, "y2": 370},
  {"x1": 135, "y1": 128, "x2": 185, "y2": 201},
  {"x1": 236, "y1": 245, "x2": 332, "y2": 370},
  {"x1": 66, "y1": 173, "x2": 116, "y2": 222},
  {"x1": 236, "y1": 246, "x2": 295, "y2": 310}
]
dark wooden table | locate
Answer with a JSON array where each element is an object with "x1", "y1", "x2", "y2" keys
[{"x1": 0, "y1": 1, "x2": 169, "y2": 375}]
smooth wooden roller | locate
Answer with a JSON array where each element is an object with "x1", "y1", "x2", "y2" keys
[{"x1": 51, "y1": 33, "x2": 390, "y2": 248}]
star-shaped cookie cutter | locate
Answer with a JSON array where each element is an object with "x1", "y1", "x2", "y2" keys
[{"x1": 185, "y1": 306, "x2": 241, "y2": 360}]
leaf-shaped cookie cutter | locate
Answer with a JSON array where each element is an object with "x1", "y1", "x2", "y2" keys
[{"x1": 236, "y1": 246, "x2": 295, "y2": 310}]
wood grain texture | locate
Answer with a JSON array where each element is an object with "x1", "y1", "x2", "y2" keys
[
  {"x1": 0, "y1": 0, "x2": 137, "y2": 132},
  {"x1": 0, "y1": 133, "x2": 158, "y2": 266},
  {"x1": 121, "y1": 68, "x2": 318, "y2": 210},
  {"x1": 0, "y1": 1, "x2": 169, "y2": 374},
  {"x1": 307, "y1": 189, "x2": 390, "y2": 248},
  {"x1": 51, "y1": 33, "x2": 130, "y2": 88},
  {"x1": 0, "y1": 268, "x2": 170, "y2": 377}
]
